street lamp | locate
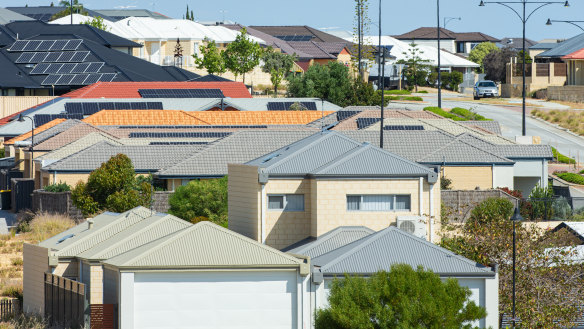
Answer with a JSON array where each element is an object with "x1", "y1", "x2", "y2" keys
[
  {"x1": 378, "y1": 0, "x2": 385, "y2": 149},
  {"x1": 444, "y1": 16, "x2": 461, "y2": 29},
  {"x1": 479, "y1": 0, "x2": 569, "y2": 136},
  {"x1": 510, "y1": 206, "x2": 524, "y2": 328},
  {"x1": 17, "y1": 114, "x2": 34, "y2": 178},
  {"x1": 546, "y1": 18, "x2": 584, "y2": 32},
  {"x1": 437, "y1": 0, "x2": 442, "y2": 108}
]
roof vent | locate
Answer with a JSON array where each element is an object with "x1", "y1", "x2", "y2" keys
[
  {"x1": 87, "y1": 219, "x2": 94, "y2": 230},
  {"x1": 57, "y1": 234, "x2": 75, "y2": 244}
]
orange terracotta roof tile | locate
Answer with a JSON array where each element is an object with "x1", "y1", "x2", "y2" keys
[
  {"x1": 82, "y1": 110, "x2": 335, "y2": 126},
  {"x1": 62, "y1": 81, "x2": 252, "y2": 99},
  {"x1": 563, "y1": 48, "x2": 584, "y2": 60},
  {"x1": 5, "y1": 119, "x2": 67, "y2": 145}
]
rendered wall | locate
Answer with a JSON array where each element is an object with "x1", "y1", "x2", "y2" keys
[
  {"x1": 22, "y1": 243, "x2": 49, "y2": 314},
  {"x1": 227, "y1": 164, "x2": 261, "y2": 241}
]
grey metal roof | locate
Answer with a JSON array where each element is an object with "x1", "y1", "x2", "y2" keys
[
  {"x1": 38, "y1": 207, "x2": 155, "y2": 257},
  {"x1": 418, "y1": 139, "x2": 514, "y2": 165},
  {"x1": 43, "y1": 141, "x2": 206, "y2": 172},
  {"x1": 536, "y1": 33, "x2": 584, "y2": 58},
  {"x1": 311, "y1": 226, "x2": 495, "y2": 277},
  {"x1": 0, "y1": 8, "x2": 34, "y2": 24},
  {"x1": 77, "y1": 214, "x2": 192, "y2": 261},
  {"x1": 157, "y1": 130, "x2": 314, "y2": 178},
  {"x1": 247, "y1": 132, "x2": 435, "y2": 177},
  {"x1": 530, "y1": 42, "x2": 560, "y2": 50},
  {"x1": 283, "y1": 226, "x2": 375, "y2": 259},
  {"x1": 103, "y1": 221, "x2": 304, "y2": 269}
]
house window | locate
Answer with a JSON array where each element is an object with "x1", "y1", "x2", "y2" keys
[
  {"x1": 469, "y1": 43, "x2": 480, "y2": 50},
  {"x1": 347, "y1": 195, "x2": 411, "y2": 211},
  {"x1": 268, "y1": 194, "x2": 304, "y2": 211},
  {"x1": 456, "y1": 42, "x2": 465, "y2": 53}
]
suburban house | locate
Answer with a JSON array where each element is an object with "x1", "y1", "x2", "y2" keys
[
  {"x1": 497, "y1": 37, "x2": 537, "y2": 52},
  {"x1": 0, "y1": 7, "x2": 34, "y2": 24},
  {"x1": 228, "y1": 131, "x2": 440, "y2": 250},
  {"x1": 6, "y1": 6, "x2": 113, "y2": 22},
  {"x1": 393, "y1": 27, "x2": 500, "y2": 56},
  {"x1": 285, "y1": 226, "x2": 499, "y2": 329},
  {"x1": 23, "y1": 207, "x2": 310, "y2": 329}
]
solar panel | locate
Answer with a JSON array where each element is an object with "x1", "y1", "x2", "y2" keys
[
  {"x1": 83, "y1": 103, "x2": 100, "y2": 115},
  {"x1": 63, "y1": 40, "x2": 83, "y2": 51},
  {"x1": 149, "y1": 141, "x2": 209, "y2": 146},
  {"x1": 49, "y1": 40, "x2": 68, "y2": 51},
  {"x1": 30, "y1": 52, "x2": 48, "y2": 63},
  {"x1": 9, "y1": 41, "x2": 28, "y2": 52},
  {"x1": 34, "y1": 113, "x2": 85, "y2": 127},
  {"x1": 84, "y1": 74, "x2": 102, "y2": 85},
  {"x1": 30, "y1": 63, "x2": 51, "y2": 75},
  {"x1": 146, "y1": 102, "x2": 164, "y2": 109},
  {"x1": 336, "y1": 110, "x2": 361, "y2": 122},
  {"x1": 70, "y1": 74, "x2": 89, "y2": 85},
  {"x1": 356, "y1": 117, "x2": 382, "y2": 129},
  {"x1": 129, "y1": 132, "x2": 231, "y2": 138},
  {"x1": 384, "y1": 125, "x2": 425, "y2": 131},
  {"x1": 138, "y1": 89, "x2": 226, "y2": 98},
  {"x1": 266, "y1": 102, "x2": 318, "y2": 111},
  {"x1": 274, "y1": 35, "x2": 313, "y2": 42},
  {"x1": 22, "y1": 40, "x2": 42, "y2": 51},
  {"x1": 45, "y1": 53, "x2": 61, "y2": 62},
  {"x1": 36, "y1": 40, "x2": 56, "y2": 51},
  {"x1": 99, "y1": 73, "x2": 116, "y2": 82},
  {"x1": 57, "y1": 63, "x2": 77, "y2": 74},
  {"x1": 57, "y1": 52, "x2": 75, "y2": 62},
  {"x1": 15, "y1": 53, "x2": 35, "y2": 63},
  {"x1": 85, "y1": 62, "x2": 104, "y2": 73},
  {"x1": 44, "y1": 63, "x2": 63, "y2": 74},
  {"x1": 64, "y1": 103, "x2": 84, "y2": 114},
  {"x1": 71, "y1": 63, "x2": 90, "y2": 73},
  {"x1": 56, "y1": 74, "x2": 75, "y2": 85},
  {"x1": 41, "y1": 75, "x2": 61, "y2": 85},
  {"x1": 70, "y1": 51, "x2": 90, "y2": 62}
]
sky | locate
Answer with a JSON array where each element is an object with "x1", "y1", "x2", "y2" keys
[{"x1": 4, "y1": 0, "x2": 584, "y2": 41}]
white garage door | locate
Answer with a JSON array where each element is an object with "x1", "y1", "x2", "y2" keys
[{"x1": 133, "y1": 271, "x2": 297, "y2": 329}]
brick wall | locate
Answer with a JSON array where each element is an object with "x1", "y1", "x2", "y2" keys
[
  {"x1": 441, "y1": 189, "x2": 520, "y2": 222},
  {"x1": 547, "y1": 86, "x2": 584, "y2": 103}
]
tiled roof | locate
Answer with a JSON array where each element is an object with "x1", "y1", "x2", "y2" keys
[
  {"x1": 563, "y1": 48, "x2": 584, "y2": 60},
  {"x1": 286, "y1": 41, "x2": 346, "y2": 59},
  {"x1": 310, "y1": 226, "x2": 495, "y2": 277},
  {"x1": 454, "y1": 32, "x2": 500, "y2": 43},
  {"x1": 62, "y1": 81, "x2": 252, "y2": 98},
  {"x1": 249, "y1": 25, "x2": 352, "y2": 44},
  {"x1": 393, "y1": 27, "x2": 500, "y2": 43},
  {"x1": 5, "y1": 118, "x2": 66, "y2": 145},
  {"x1": 460, "y1": 121, "x2": 502, "y2": 135},
  {"x1": 418, "y1": 139, "x2": 514, "y2": 165},
  {"x1": 83, "y1": 110, "x2": 335, "y2": 126},
  {"x1": 33, "y1": 123, "x2": 117, "y2": 151},
  {"x1": 43, "y1": 142, "x2": 206, "y2": 172},
  {"x1": 333, "y1": 109, "x2": 443, "y2": 130},
  {"x1": 36, "y1": 132, "x2": 122, "y2": 162},
  {"x1": 104, "y1": 221, "x2": 304, "y2": 269}
]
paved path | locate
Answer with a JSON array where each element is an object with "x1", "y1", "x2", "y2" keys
[
  {"x1": 0, "y1": 210, "x2": 17, "y2": 234},
  {"x1": 403, "y1": 93, "x2": 584, "y2": 164}
]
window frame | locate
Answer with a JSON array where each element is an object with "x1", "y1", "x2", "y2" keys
[
  {"x1": 346, "y1": 194, "x2": 411, "y2": 212},
  {"x1": 267, "y1": 194, "x2": 305, "y2": 212}
]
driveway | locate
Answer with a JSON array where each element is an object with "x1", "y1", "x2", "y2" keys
[{"x1": 401, "y1": 93, "x2": 584, "y2": 164}]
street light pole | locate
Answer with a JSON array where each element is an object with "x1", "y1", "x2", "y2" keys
[
  {"x1": 70, "y1": 0, "x2": 73, "y2": 25},
  {"x1": 479, "y1": 0, "x2": 569, "y2": 136},
  {"x1": 437, "y1": 0, "x2": 442, "y2": 108},
  {"x1": 17, "y1": 114, "x2": 34, "y2": 179},
  {"x1": 443, "y1": 17, "x2": 461, "y2": 29},
  {"x1": 379, "y1": 0, "x2": 384, "y2": 149},
  {"x1": 546, "y1": 19, "x2": 584, "y2": 32},
  {"x1": 510, "y1": 206, "x2": 524, "y2": 329}
]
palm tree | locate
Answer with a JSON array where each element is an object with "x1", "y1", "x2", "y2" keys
[{"x1": 58, "y1": 0, "x2": 83, "y2": 13}]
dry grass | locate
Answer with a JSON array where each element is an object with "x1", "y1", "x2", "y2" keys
[
  {"x1": 531, "y1": 109, "x2": 584, "y2": 136},
  {"x1": 26, "y1": 213, "x2": 76, "y2": 244}
]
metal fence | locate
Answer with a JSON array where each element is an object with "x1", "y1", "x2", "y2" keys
[
  {"x1": 0, "y1": 299, "x2": 20, "y2": 321},
  {"x1": 519, "y1": 196, "x2": 584, "y2": 221},
  {"x1": 45, "y1": 273, "x2": 86, "y2": 328}
]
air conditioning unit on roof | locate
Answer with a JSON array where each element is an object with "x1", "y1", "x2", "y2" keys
[{"x1": 396, "y1": 216, "x2": 427, "y2": 240}]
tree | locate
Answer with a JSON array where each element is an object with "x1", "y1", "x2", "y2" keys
[
  {"x1": 352, "y1": 0, "x2": 375, "y2": 78},
  {"x1": 397, "y1": 42, "x2": 431, "y2": 92},
  {"x1": 71, "y1": 154, "x2": 152, "y2": 216},
  {"x1": 185, "y1": 5, "x2": 191, "y2": 20},
  {"x1": 82, "y1": 16, "x2": 110, "y2": 31},
  {"x1": 261, "y1": 47, "x2": 297, "y2": 96},
  {"x1": 445, "y1": 71, "x2": 463, "y2": 92},
  {"x1": 468, "y1": 42, "x2": 499, "y2": 73},
  {"x1": 483, "y1": 47, "x2": 516, "y2": 83},
  {"x1": 315, "y1": 264, "x2": 486, "y2": 329},
  {"x1": 222, "y1": 28, "x2": 263, "y2": 84},
  {"x1": 168, "y1": 177, "x2": 228, "y2": 227},
  {"x1": 440, "y1": 197, "x2": 584, "y2": 328},
  {"x1": 193, "y1": 39, "x2": 227, "y2": 75},
  {"x1": 52, "y1": 0, "x2": 86, "y2": 20}
]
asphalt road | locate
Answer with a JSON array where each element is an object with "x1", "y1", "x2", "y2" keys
[{"x1": 399, "y1": 93, "x2": 584, "y2": 164}]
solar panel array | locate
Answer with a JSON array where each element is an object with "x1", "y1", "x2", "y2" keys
[
  {"x1": 149, "y1": 141, "x2": 210, "y2": 146},
  {"x1": 118, "y1": 125, "x2": 265, "y2": 129},
  {"x1": 34, "y1": 114, "x2": 84, "y2": 127},
  {"x1": 266, "y1": 102, "x2": 318, "y2": 111},
  {"x1": 356, "y1": 117, "x2": 382, "y2": 130},
  {"x1": 129, "y1": 132, "x2": 231, "y2": 138},
  {"x1": 41, "y1": 73, "x2": 116, "y2": 86},
  {"x1": 16, "y1": 51, "x2": 90, "y2": 63},
  {"x1": 9, "y1": 39, "x2": 83, "y2": 52},
  {"x1": 30, "y1": 62, "x2": 102, "y2": 75},
  {"x1": 138, "y1": 89, "x2": 226, "y2": 98},
  {"x1": 336, "y1": 110, "x2": 361, "y2": 122},
  {"x1": 65, "y1": 102, "x2": 164, "y2": 115},
  {"x1": 384, "y1": 125, "x2": 425, "y2": 131},
  {"x1": 274, "y1": 35, "x2": 313, "y2": 42}
]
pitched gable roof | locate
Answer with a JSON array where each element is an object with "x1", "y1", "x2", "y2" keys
[
  {"x1": 563, "y1": 48, "x2": 584, "y2": 60},
  {"x1": 393, "y1": 27, "x2": 458, "y2": 40},
  {"x1": 311, "y1": 226, "x2": 495, "y2": 277},
  {"x1": 33, "y1": 123, "x2": 117, "y2": 151},
  {"x1": 537, "y1": 33, "x2": 584, "y2": 58},
  {"x1": 5, "y1": 118, "x2": 67, "y2": 145},
  {"x1": 283, "y1": 226, "x2": 375, "y2": 258},
  {"x1": 418, "y1": 138, "x2": 514, "y2": 165},
  {"x1": 103, "y1": 221, "x2": 304, "y2": 269},
  {"x1": 62, "y1": 81, "x2": 251, "y2": 98},
  {"x1": 249, "y1": 25, "x2": 351, "y2": 44}
]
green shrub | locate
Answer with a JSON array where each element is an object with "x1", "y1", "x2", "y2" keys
[
  {"x1": 446, "y1": 71, "x2": 463, "y2": 91},
  {"x1": 384, "y1": 89, "x2": 410, "y2": 95},
  {"x1": 440, "y1": 176, "x2": 452, "y2": 190},
  {"x1": 417, "y1": 90, "x2": 429, "y2": 93},
  {"x1": 450, "y1": 107, "x2": 490, "y2": 121},
  {"x1": 1, "y1": 285, "x2": 22, "y2": 301},
  {"x1": 556, "y1": 172, "x2": 584, "y2": 185},
  {"x1": 423, "y1": 107, "x2": 465, "y2": 121},
  {"x1": 169, "y1": 177, "x2": 228, "y2": 227},
  {"x1": 387, "y1": 95, "x2": 423, "y2": 101},
  {"x1": 551, "y1": 147, "x2": 576, "y2": 164},
  {"x1": 528, "y1": 185, "x2": 554, "y2": 220},
  {"x1": 43, "y1": 182, "x2": 71, "y2": 192},
  {"x1": 468, "y1": 197, "x2": 514, "y2": 226}
]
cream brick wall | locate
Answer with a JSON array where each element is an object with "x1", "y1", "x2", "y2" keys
[
  {"x1": 53, "y1": 260, "x2": 79, "y2": 278},
  {"x1": 264, "y1": 179, "x2": 312, "y2": 249},
  {"x1": 443, "y1": 166, "x2": 493, "y2": 190},
  {"x1": 89, "y1": 264, "x2": 104, "y2": 304},
  {"x1": 228, "y1": 164, "x2": 261, "y2": 241},
  {"x1": 41, "y1": 172, "x2": 89, "y2": 187},
  {"x1": 23, "y1": 243, "x2": 49, "y2": 314}
]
